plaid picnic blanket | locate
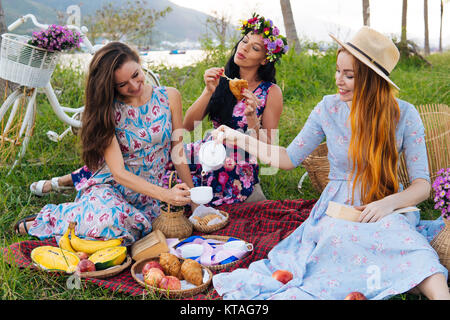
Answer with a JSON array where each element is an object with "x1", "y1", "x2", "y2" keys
[{"x1": 2, "y1": 198, "x2": 316, "y2": 300}]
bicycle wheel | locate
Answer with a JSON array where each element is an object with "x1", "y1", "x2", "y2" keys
[
  {"x1": 143, "y1": 67, "x2": 161, "y2": 87},
  {"x1": 0, "y1": 86, "x2": 37, "y2": 169}
]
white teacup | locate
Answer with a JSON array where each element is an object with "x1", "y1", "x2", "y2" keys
[
  {"x1": 190, "y1": 186, "x2": 213, "y2": 205},
  {"x1": 223, "y1": 240, "x2": 253, "y2": 252}
]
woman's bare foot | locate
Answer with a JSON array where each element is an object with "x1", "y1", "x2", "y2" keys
[{"x1": 14, "y1": 215, "x2": 37, "y2": 235}]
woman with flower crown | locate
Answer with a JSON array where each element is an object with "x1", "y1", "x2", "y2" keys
[
  {"x1": 28, "y1": 13, "x2": 289, "y2": 207},
  {"x1": 173, "y1": 13, "x2": 288, "y2": 205}
]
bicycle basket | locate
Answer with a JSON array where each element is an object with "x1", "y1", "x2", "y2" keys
[{"x1": 0, "y1": 33, "x2": 61, "y2": 88}]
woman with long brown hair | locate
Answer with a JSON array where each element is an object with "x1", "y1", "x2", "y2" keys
[
  {"x1": 19, "y1": 42, "x2": 194, "y2": 244},
  {"x1": 211, "y1": 27, "x2": 449, "y2": 300}
]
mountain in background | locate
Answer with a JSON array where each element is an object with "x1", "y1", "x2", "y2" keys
[{"x1": 3, "y1": 0, "x2": 216, "y2": 46}]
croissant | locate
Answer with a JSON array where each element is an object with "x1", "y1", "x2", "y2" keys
[
  {"x1": 229, "y1": 78, "x2": 248, "y2": 100},
  {"x1": 181, "y1": 259, "x2": 203, "y2": 286},
  {"x1": 159, "y1": 252, "x2": 182, "y2": 279},
  {"x1": 202, "y1": 214, "x2": 220, "y2": 225}
]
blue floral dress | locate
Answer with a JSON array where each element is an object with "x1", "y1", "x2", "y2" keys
[
  {"x1": 28, "y1": 86, "x2": 173, "y2": 245},
  {"x1": 183, "y1": 81, "x2": 274, "y2": 206},
  {"x1": 213, "y1": 94, "x2": 447, "y2": 300}
]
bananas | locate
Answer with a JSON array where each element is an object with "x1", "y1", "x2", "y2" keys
[
  {"x1": 58, "y1": 224, "x2": 76, "y2": 253},
  {"x1": 68, "y1": 221, "x2": 123, "y2": 254}
]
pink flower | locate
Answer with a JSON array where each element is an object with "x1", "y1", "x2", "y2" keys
[
  {"x1": 218, "y1": 171, "x2": 229, "y2": 191},
  {"x1": 138, "y1": 129, "x2": 147, "y2": 138},
  {"x1": 151, "y1": 125, "x2": 161, "y2": 133},
  {"x1": 233, "y1": 102, "x2": 246, "y2": 117},
  {"x1": 120, "y1": 144, "x2": 129, "y2": 154},
  {"x1": 115, "y1": 111, "x2": 122, "y2": 123},
  {"x1": 133, "y1": 139, "x2": 142, "y2": 150},
  {"x1": 87, "y1": 228, "x2": 99, "y2": 238},
  {"x1": 223, "y1": 157, "x2": 236, "y2": 171},
  {"x1": 127, "y1": 108, "x2": 137, "y2": 119},
  {"x1": 99, "y1": 213, "x2": 110, "y2": 223},
  {"x1": 152, "y1": 105, "x2": 160, "y2": 116}
]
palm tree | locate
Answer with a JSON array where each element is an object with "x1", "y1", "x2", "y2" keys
[
  {"x1": 362, "y1": 0, "x2": 370, "y2": 26},
  {"x1": 280, "y1": 0, "x2": 300, "y2": 53},
  {"x1": 424, "y1": 0, "x2": 430, "y2": 55},
  {"x1": 400, "y1": 0, "x2": 408, "y2": 55},
  {"x1": 439, "y1": 0, "x2": 449, "y2": 52}
]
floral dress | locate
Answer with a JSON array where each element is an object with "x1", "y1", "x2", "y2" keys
[
  {"x1": 182, "y1": 81, "x2": 274, "y2": 206},
  {"x1": 28, "y1": 86, "x2": 173, "y2": 245},
  {"x1": 213, "y1": 94, "x2": 447, "y2": 300}
]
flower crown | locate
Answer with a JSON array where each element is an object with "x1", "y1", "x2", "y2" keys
[{"x1": 239, "y1": 13, "x2": 289, "y2": 63}]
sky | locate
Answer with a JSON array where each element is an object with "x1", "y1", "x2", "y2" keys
[{"x1": 169, "y1": 0, "x2": 450, "y2": 49}]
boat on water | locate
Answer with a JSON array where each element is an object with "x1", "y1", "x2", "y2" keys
[{"x1": 170, "y1": 49, "x2": 186, "y2": 54}]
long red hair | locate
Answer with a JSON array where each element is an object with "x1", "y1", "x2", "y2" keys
[{"x1": 343, "y1": 48, "x2": 401, "y2": 204}]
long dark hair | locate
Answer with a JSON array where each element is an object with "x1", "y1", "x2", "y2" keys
[
  {"x1": 80, "y1": 42, "x2": 141, "y2": 171},
  {"x1": 204, "y1": 36, "x2": 277, "y2": 127}
]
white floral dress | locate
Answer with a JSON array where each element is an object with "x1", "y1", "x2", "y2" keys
[{"x1": 29, "y1": 86, "x2": 172, "y2": 245}]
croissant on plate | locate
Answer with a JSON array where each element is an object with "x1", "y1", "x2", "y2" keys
[
  {"x1": 229, "y1": 78, "x2": 248, "y2": 100},
  {"x1": 159, "y1": 252, "x2": 182, "y2": 279},
  {"x1": 181, "y1": 259, "x2": 203, "y2": 286}
]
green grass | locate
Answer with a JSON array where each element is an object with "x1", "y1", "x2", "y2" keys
[{"x1": 0, "y1": 49, "x2": 449, "y2": 300}]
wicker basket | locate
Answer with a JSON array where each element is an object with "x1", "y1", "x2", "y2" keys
[
  {"x1": 152, "y1": 171, "x2": 193, "y2": 238},
  {"x1": 430, "y1": 219, "x2": 450, "y2": 272},
  {"x1": 301, "y1": 142, "x2": 329, "y2": 193},
  {"x1": 130, "y1": 256, "x2": 212, "y2": 298},
  {"x1": 192, "y1": 210, "x2": 229, "y2": 233},
  {"x1": 78, "y1": 255, "x2": 132, "y2": 279},
  {"x1": 300, "y1": 104, "x2": 449, "y2": 198},
  {"x1": 398, "y1": 104, "x2": 449, "y2": 198},
  {"x1": 0, "y1": 33, "x2": 60, "y2": 88}
]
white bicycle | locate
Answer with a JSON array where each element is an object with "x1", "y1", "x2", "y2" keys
[{"x1": 0, "y1": 13, "x2": 160, "y2": 172}]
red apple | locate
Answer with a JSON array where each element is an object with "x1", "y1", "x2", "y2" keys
[
  {"x1": 75, "y1": 252, "x2": 89, "y2": 260},
  {"x1": 159, "y1": 275, "x2": 181, "y2": 290},
  {"x1": 344, "y1": 292, "x2": 367, "y2": 300},
  {"x1": 272, "y1": 270, "x2": 293, "y2": 284},
  {"x1": 144, "y1": 268, "x2": 165, "y2": 287},
  {"x1": 76, "y1": 259, "x2": 96, "y2": 273},
  {"x1": 142, "y1": 261, "x2": 164, "y2": 276}
]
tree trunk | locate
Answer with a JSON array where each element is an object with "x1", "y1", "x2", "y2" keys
[
  {"x1": 400, "y1": 0, "x2": 408, "y2": 55},
  {"x1": 401, "y1": 0, "x2": 407, "y2": 43},
  {"x1": 424, "y1": 0, "x2": 430, "y2": 55},
  {"x1": 439, "y1": 0, "x2": 443, "y2": 52},
  {"x1": 279, "y1": 0, "x2": 300, "y2": 53},
  {"x1": 362, "y1": 0, "x2": 370, "y2": 27}
]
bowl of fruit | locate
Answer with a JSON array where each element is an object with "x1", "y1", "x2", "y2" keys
[{"x1": 131, "y1": 252, "x2": 213, "y2": 298}]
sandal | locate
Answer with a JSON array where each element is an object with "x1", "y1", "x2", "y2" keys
[
  {"x1": 14, "y1": 214, "x2": 37, "y2": 235},
  {"x1": 30, "y1": 177, "x2": 73, "y2": 196}
]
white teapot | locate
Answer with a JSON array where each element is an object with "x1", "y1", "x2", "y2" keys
[{"x1": 198, "y1": 133, "x2": 226, "y2": 174}]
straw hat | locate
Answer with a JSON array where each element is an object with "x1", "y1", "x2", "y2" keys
[{"x1": 329, "y1": 26, "x2": 400, "y2": 90}]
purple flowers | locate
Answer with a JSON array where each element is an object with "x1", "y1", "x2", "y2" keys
[
  {"x1": 432, "y1": 168, "x2": 450, "y2": 219},
  {"x1": 239, "y1": 13, "x2": 289, "y2": 63},
  {"x1": 28, "y1": 24, "x2": 82, "y2": 52}
]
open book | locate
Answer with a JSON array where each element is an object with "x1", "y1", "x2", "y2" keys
[{"x1": 325, "y1": 201, "x2": 420, "y2": 222}]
